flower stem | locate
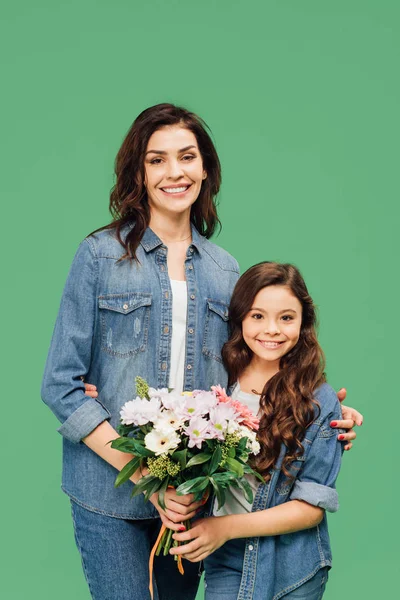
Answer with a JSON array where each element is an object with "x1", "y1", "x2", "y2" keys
[{"x1": 163, "y1": 528, "x2": 173, "y2": 556}]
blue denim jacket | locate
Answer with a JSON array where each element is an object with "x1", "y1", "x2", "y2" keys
[
  {"x1": 41, "y1": 225, "x2": 239, "y2": 518},
  {"x1": 237, "y1": 383, "x2": 343, "y2": 600}
]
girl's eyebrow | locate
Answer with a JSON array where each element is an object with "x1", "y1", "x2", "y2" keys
[
  {"x1": 145, "y1": 145, "x2": 197, "y2": 156},
  {"x1": 249, "y1": 307, "x2": 298, "y2": 314}
]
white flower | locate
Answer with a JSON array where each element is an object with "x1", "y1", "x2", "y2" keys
[
  {"x1": 227, "y1": 420, "x2": 240, "y2": 434},
  {"x1": 250, "y1": 440, "x2": 261, "y2": 455},
  {"x1": 120, "y1": 396, "x2": 161, "y2": 426},
  {"x1": 144, "y1": 429, "x2": 180, "y2": 455},
  {"x1": 153, "y1": 410, "x2": 184, "y2": 432}
]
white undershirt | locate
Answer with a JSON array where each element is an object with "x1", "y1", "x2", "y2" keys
[
  {"x1": 213, "y1": 383, "x2": 261, "y2": 516},
  {"x1": 168, "y1": 280, "x2": 187, "y2": 394}
]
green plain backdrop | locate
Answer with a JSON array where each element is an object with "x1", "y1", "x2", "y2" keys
[{"x1": 1, "y1": 0, "x2": 398, "y2": 598}]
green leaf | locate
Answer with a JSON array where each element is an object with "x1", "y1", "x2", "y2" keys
[
  {"x1": 110, "y1": 437, "x2": 137, "y2": 454},
  {"x1": 225, "y1": 457, "x2": 244, "y2": 477},
  {"x1": 185, "y1": 453, "x2": 212, "y2": 469},
  {"x1": 210, "y1": 477, "x2": 226, "y2": 510},
  {"x1": 237, "y1": 477, "x2": 254, "y2": 504},
  {"x1": 227, "y1": 447, "x2": 235, "y2": 458},
  {"x1": 130, "y1": 475, "x2": 159, "y2": 498},
  {"x1": 143, "y1": 477, "x2": 163, "y2": 502},
  {"x1": 157, "y1": 477, "x2": 170, "y2": 511},
  {"x1": 171, "y1": 449, "x2": 187, "y2": 470},
  {"x1": 114, "y1": 457, "x2": 141, "y2": 488},
  {"x1": 237, "y1": 437, "x2": 248, "y2": 452},
  {"x1": 209, "y1": 446, "x2": 222, "y2": 474},
  {"x1": 176, "y1": 477, "x2": 209, "y2": 496},
  {"x1": 213, "y1": 472, "x2": 237, "y2": 484}
]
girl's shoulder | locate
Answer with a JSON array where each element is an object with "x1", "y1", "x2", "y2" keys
[{"x1": 313, "y1": 382, "x2": 343, "y2": 422}]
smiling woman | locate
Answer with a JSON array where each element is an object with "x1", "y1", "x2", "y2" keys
[{"x1": 41, "y1": 103, "x2": 240, "y2": 600}]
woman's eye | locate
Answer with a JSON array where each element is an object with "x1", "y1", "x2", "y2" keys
[
  {"x1": 182, "y1": 154, "x2": 195, "y2": 161},
  {"x1": 149, "y1": 158, "x2": 163, "y2": 165}
]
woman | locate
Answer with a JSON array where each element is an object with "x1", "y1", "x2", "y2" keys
[{"x1": 41, "y1": 104, "x2": 361, "y2": 600}]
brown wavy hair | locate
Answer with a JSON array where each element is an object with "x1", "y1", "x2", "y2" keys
[
  {"x1": 222, "y1": 262, "x2": 326, "y2": 481},
  {"x1": 93, "y1": 103, "x2": 221, "y2": 259}
]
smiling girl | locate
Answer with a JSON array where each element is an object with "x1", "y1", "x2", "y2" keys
[{"x1": 171, "y1": 262, "x2": 348, "y2": 599}]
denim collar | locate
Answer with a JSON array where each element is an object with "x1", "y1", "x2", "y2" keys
[{"x1": 140, "y1": 225, "x2": 204, "y2": 253}]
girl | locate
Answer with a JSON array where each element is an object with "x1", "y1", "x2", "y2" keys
[
  {"x1": 171, "y1": 262, "x2": 348, "y2": 599},
  {"x1": 42, "y1": 104, "x2": 359, "y2": 600}
]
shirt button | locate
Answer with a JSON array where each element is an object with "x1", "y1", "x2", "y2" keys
[
  {"x1": 164, "y1": 326, "x2": 169, "y2": 334},
  {"x1": 188, "y1": 265, "x2": 193, "y2": 270},
  {"x1": 162, "y1": 362, "x2": 167, "y2": 371},
  {"x1": 190, "y1": 294, "x2": 195, "y2": 300},
  {"x1": 123, "y1": 303, "x2": 129, "y2": 310},
  {"x1": 189, "y1": 248, "x2": 194, "y2": 254},
  {"x1": 165, "y1": 291, "x2": 169, "y2": 299},
  {"x1": 248, "y1": 544, "x2": 254, "y2": 551},
  {"x1": 186, "y1": 364, "x2": 192, "y2": 370},
  {"x1": 160, "y1": 265, "x2": 165, "y2": 271},
  {"x1": 188, "y1": 328, "x2": 194, "y2": 334}
]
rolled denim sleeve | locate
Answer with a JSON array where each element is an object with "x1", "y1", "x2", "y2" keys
[
  {"x1": 290, "y1": 386, "x2": 344, "y2": 513},
  {"x1": 41, "y1": 238, "x2": 111, "y2": 443}
]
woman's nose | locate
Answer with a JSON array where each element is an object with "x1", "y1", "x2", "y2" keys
[{"x1": 166, "y1": 159, "x2": 184, "y2": 179}]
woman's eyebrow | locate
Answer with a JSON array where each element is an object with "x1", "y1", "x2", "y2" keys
[{"x1": 145, "y1": 145, "x2": 197, "y2": 156}]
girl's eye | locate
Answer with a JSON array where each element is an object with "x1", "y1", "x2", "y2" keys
[
  {"x1": 251, "y1": 313, "x2": 263, "y2": 320},
  {"x1": 281, "y1": 315, "x2": 294, "y2": 322}
]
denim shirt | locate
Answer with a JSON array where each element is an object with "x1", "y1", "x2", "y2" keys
[
  {"x1": 41, "y1": 225, "x2": 239, "y2": 518},
  {"x1": 237, "y1": 383, "x2": 344, "y2": 600}
]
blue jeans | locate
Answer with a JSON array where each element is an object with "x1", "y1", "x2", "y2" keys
[
  {"x1": 204, "y1": 538, "x2": 329, "y2": 600},
  {"x1": 70, "y1": 500, "x2": 201, "y2": 600}
]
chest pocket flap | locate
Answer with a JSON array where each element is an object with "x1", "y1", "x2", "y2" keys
[
  {"x1": 99, "y1": 293, "x2": 152, "y2": 314},
  {"x1": 206, "y1": 299, "x2": 229, "y2": 321}
]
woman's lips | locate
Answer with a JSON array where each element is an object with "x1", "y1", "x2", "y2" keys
[{"x1": 160, "y1": 184, "x2": 192, "y2": 195}]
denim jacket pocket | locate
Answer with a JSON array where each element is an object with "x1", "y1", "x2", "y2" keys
[
  {"x1": 202, "y1": 299, "x2": 229, "y2": 363},
  {"x1": 99, "y1": 292, "x2": 152, "y2": 357},
  {"x1": 276, "y1": 455, "x2": 306, "y2": 496}
]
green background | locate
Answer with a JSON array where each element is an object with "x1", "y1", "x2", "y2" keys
[{"x1": 1, "y1": 0, "x2": 398, "y2": 597}]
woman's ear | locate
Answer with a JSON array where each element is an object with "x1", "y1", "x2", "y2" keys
[{"x1": 202, "y1": 171, "x2": 207, "y2": 180}]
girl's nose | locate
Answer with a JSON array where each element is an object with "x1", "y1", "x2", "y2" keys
[{"x1": 264, "y1": 321, "x2": 280, "y2": 335}]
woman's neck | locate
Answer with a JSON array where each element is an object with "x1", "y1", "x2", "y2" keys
[
  {"x1": 239, "y1": 356, "x2": 280, "y2": 395},
  {"x1": 149, "y1": 209, "x2": 192, "y2": 243}
]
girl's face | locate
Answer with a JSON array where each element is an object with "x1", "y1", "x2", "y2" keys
[
  {"x1": 144, "y1": 125, "x2": 207, "y2": 219},
  {"x1": 242, "y1": 285, "x2": 302, "y2": 366}
]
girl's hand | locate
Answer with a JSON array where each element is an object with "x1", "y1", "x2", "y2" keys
[
  {"x1": 331, "y1": 388, "x2": 364, "y2": 451},
  {"x1": 84, "y1": 382, "x2": 98, "y2": 398},
  {"x1": 170, "y1": 516, "x2": 229, "y2": 562},
  {"x1": 149, "y1": 488, "x2": 203, "y2": 532}
]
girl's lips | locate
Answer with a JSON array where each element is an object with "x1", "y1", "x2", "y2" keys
[{"x1": 256, "y1": 340, "x2": 285, "y2": 349}]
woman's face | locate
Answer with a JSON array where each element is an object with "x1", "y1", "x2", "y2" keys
[
  {"x1": 144, "y1": 125, "x2": 207, "y2": 219},
  {"x1": 242, "y1": 285, "x2": 302, "y2": 367}
]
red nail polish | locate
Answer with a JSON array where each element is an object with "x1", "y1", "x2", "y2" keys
[
  {"x1": 179, "y1": 526, "x2": 186, "y2": 531},
  {"x1": 338, "y1": 434, "x2": 344, "y2": 440},
  {"x1": 330, "y1": 421, "x2": 337, "y2": 427}
]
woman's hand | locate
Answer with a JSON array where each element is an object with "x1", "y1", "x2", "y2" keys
[
  {"x1": 331, "y1": 388, "x2": 364, "y2": 451},
  {"x1": 149, "y1": 488, "x2": 204, "y2": 531},
  {"x1": 170, "y1": 516, "x2": 229, "y2": 562}
]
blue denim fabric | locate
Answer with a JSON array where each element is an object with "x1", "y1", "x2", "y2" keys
[
  {"x1": 41, "y1": 225, "x2": 239, "y2": 518},
  {"x1": 204, "y1": 539, "x2": 328, "y2": 600},
  {"x1": 70, "y1": 500, "x2": 201, "y2": 600},
  {"x1": 205, "y1": 383, "x2": 343, "y2": 600}
]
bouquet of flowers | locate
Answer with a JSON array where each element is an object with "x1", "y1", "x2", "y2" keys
[{"x1": 111, "y1": 377, "x2": 262, "y2": 580}]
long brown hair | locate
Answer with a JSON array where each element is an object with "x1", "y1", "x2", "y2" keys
[
  {"x1": 222, "y1": 262, "x2": 326, "y2": 480},
  {"x1": 95, "y1": 103, "x2": 221, "y2": 259}
]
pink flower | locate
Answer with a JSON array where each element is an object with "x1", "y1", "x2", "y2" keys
[
  {"x1": 211, "y1": 385, "x2": 259, "y2": 431},
  {"x1": 185, "y1": 417, "x2": 210, "y2": 449},
  {"x1": 211, "y1": 385, "x2": 230, "y2": 403}
]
